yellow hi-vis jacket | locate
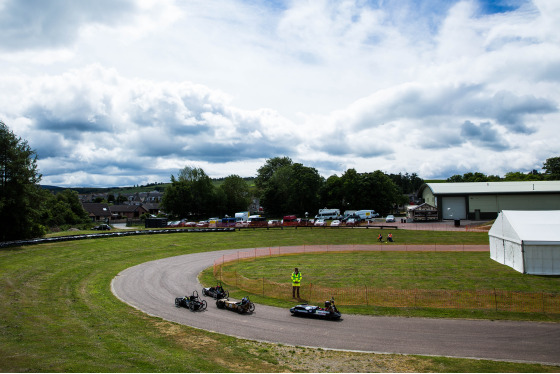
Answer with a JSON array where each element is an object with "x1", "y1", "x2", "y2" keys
[{"x1": 291, "y1": 272, "x2": 302, "y2": 286}]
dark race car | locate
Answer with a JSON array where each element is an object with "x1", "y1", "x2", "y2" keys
[
  {"x1": 202, "y1": 282, "x2": 229, "y2": 299},
  {"x1": 290, "y1": 297, "x2": 341, "y2": 320},
  {"x1": 216, "y1": 296, "x2": 255, "y2": 314},
  {"x1": 175, "y1": 290, "x2": 207, "y2": 312}
]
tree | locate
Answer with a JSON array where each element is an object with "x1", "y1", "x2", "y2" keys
[
  {"x1": 543, "y1": 156, "x2": 560, "y2": 180},
  {"x1": 0, "y1": 121, "x2": 45, "y2": 240},
  {"x1": 285, "y1": 163, "x2": 323, "y2": 216},
  {"x1": 319, "y1": 174, "x2": 344, "y2": 209},
  {"x1": 255, "y1": 157, "x2": 293, "y2": 193},
  {"x1": 503, "y1": 171, "x2": 543, "y2": 181},
  {"x1": 162, "y1": 166, "x2": 216, "y2": 219},
  {"x1": 256, "y1": 158, "x2": 324, "y2": 216},
  {"x1": 219, "y1": 175, "x2": 251, "y2": 214},
  {"x1": 39, "y1": 189, "x2": 90, "y2": 228},
  {"x1": 388, "y1": 172, "x2": 424, "y2": 194}
]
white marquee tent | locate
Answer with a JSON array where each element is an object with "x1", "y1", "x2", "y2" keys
[{"x1": 489, "y1": 210, "x2": 560, "y2": 275}]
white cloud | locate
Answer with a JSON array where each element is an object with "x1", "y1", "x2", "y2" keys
[{"x1": 0, "y1": 0, "x2": 559, "y2": 186}]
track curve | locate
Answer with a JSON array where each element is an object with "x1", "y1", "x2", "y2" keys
[{"x1": 111, "y1": 247, "x2": 560, "y2": 365}]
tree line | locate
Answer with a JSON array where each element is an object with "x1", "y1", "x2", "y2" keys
[
  {"x1": 162, "y1": 157, "x2": 423, "y2": 220},
  {"x1": 446, "y1": 158, "x2": 560, "y2": 182}
]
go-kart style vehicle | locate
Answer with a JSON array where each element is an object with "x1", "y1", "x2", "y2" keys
[
  {"x1": 175, "y1": 290, "x2": 207, "y2": 311},
  {"x1": 216, "y1": 297, "x2": 255, "y2": 314},
  {"x1": 202, "y1": 282, "x2": 229, "y2": 299},
  {"x1": 290, "y1": 297, "x2": 341, "y2": 320}
]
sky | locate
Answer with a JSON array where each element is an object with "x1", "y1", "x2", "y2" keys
[{"x1": 0, "y1": 0, "x2": 559, "y2": 187}]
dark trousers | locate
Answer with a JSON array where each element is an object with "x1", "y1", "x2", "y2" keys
[{"x1": 292, "y1": 285, "x2": 300, "y2": 298}]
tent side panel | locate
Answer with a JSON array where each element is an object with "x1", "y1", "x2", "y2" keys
[
  {"x1": 524, "y1": 245, "x2": 560, "y2": 275},
  {"x1": 489, "y1": 236, "x2": 505, "y2": 263},
  {"x1": 504, "y1": 240, "x2": 523, "y2": 273}
]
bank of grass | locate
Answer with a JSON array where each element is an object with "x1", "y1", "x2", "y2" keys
[{"x1": 1, "y1": 228, "x2": 558, "y2": 372}]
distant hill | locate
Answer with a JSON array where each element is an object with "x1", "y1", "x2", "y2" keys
[{"x1": 41, "y1": 177, "x2": 256, "y2": 195}]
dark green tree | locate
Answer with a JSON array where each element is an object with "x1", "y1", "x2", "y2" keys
[
  {"x1": 319, "y1": 174, "x2": 344, "y2": 209},
  {"x1": 162, "y1": 166, "x2": 216, "y2": 219},
  {"x1": 543, "y1": 156, "x2": 560, "y2": 180},
  {"x1": 219, "y1": 174, "x2": 251, "y2": 214},
  {"x1": 0, "y1": 121, "x2": 45, "y2": 240},
  {"x1": 503, "y1": 171, "x2": 543, "y2": 181},
  {"x1": 255, "y1": 157, "x2": 293, "y2": 193},
  {"x1": 260, "y1": 164, "x2": 293, "y2": 216},
  {"x1": 255, "y1": 158, "x2": 323, "y2": 217},
  {"x1": 285, "y1": 163, "x2": 324, "y2": 216},
  {"x1": 39, "y1": 189, "x2": 90, "y2": 228},
  {"x1": 388, "y1": 172, "x2": 424, "y2": 194}
]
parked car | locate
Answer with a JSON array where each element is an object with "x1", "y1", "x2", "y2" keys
[
  {"x1": 92, "y1": 224, "x2": 111, "y2": 230},
  {"x1": 385, "y1": 215, "x2": 396, "y2": 223},
  {"x1": 314, "y1": 219, "x2": 326, "y2": 226},
  {"x1": 268, "y1": 219, "x2": 281, "y2": 227},
  {"x1": 345, "y1": 218, "x2": 358, "y2": 227},
  {"x1": 196, "y1": 220, "x2": 209, "y2": 227},
  {"x1": 330, "y1": 220, "x2": 341, "y2": 227}
]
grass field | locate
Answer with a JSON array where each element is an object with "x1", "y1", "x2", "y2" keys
[
  {"x1": 1, "y1": 228, "x2": 559, "y2": 372},
  {"x1": 216, "y1": 251, "x2": 560, "y2": 291}
]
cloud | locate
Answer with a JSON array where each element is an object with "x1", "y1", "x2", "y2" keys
[
  {"x1": 0, "y1": 0, "x2": 137, "y2": 50},
  {"x1": 0, "y1": 0, "x2": 559, "y2": 187},
  {"x1": 460, "y1": 120, "x2": 509, "y2": 150}
]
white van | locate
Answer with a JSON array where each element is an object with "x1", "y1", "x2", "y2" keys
[
  {"x1": 315, "y1": 208, "x2": 341, "y2": 220},
  {"x1": 355, "y1": 210, "x2": 379, "y2": 220}
]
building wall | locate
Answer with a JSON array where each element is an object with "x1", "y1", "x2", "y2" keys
[
  {"x1": 422, "y1": 188, "x2": 436, "y2": 206},
  {"x1": 420, "y1": 184, "x2": 560, "y2": 220},
  {"x1": 469, "y1": 193, "x2": 560, "y2": 219}
]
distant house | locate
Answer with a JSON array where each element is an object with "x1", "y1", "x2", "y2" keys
[
  {"x1": 142, "y1": 203, "x2": 161, "y2": 216},
  {"x1": 82, "y1": 203, "x2": 112, "y2": 222},
  {"x1": 109, "y1": 205, "x2": 148, "y2": 219}
]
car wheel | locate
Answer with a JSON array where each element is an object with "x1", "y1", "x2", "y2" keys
[
  {"x1": 200, "y1": 300, "x2": 207, "y2": 311},
  {"x1": 216, "y1": 300, "x2": 225, "y2": 309},
  {"x1": 175, "y1": 298, "x2": 181, "y2": 307},
  {"x1": 248, "y1": 302, "x2": 255, "y2": 313},
  {"x1": 189, "y1": 302, "x2": 195, "y2": 311}
]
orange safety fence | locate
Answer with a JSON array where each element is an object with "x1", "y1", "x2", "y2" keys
[{"x1": 212, "y1": 245, "x2": 560, "y2": 314}]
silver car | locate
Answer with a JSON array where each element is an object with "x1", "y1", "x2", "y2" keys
[{"x1": 385, "y1": 215, "x2": 395, "y2": 223}]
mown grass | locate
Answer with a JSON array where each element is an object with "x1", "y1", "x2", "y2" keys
[
  {"x1": 201, "y1": 249, "x2": 560, "y2": 322},
  {"x1": 215, "y1": 251, "x2": 560, "y2": 291},
  {"x1": 1, "y1": 228, "x2": 558, "y2": 372}
]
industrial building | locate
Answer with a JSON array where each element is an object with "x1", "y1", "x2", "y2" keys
[{"x1": 417, "y1": 181, "x2": 560, "y2": 220}]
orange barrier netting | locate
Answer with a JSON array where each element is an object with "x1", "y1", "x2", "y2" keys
[{"x1": 212, "y1": 245, "x2": 560, "y2": 314}]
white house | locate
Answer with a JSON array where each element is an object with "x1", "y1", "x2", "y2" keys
[{"x1": 488, "y1": 210, "x2": 560, "y2": 275}]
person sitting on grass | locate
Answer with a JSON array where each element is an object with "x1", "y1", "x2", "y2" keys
[
  {"x1": 388, "y1": 233, "x2": 394, "y2": 242},
  {"x1": 378, "y1": 233, "x2": 383, "y2": 242}
]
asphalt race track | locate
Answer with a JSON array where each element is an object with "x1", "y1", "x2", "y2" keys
[{"x1": 111, "y1": 247, "x2": 560, "y2": 366}]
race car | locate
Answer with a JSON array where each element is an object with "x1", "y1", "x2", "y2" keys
[
  {"x1": 290, "y1": 297, "x2": 341, "y2": 320},
  {"x1": 202, "y1": 282, "x2": 229, "y2": 299},
  {"x1": 175, "y1": 290, "x2": 207, "y2": 311},
  {"x1": 216, "y1": 297, "x2": 255, "y2": 314}
]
